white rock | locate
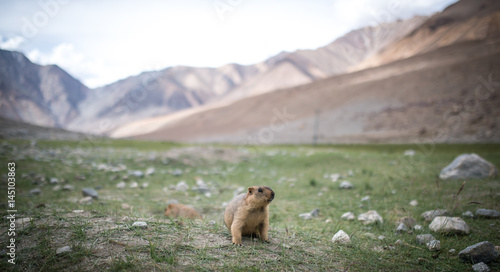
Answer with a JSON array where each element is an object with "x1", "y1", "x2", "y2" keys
[
  {"x1": 409, "y1": 200, "x2": 418, "y2": 206},
  {"x1": 429, "y1": 216, "x2": 470, "y2": 235},
  {"x1": 341, "y1": 212, "x2": 355, "y2": 220},
  {"x1": 361, "y1": 196, "x2": 370, "y2": 202},
  {"x1": 56, "y1": 246, "x2": 72, "y2": 255},
  {"x1": 421, "y1": 209, "x2": 449, "y2": 221},
  {"x1": 404, "y1": 150, "x2": 416, "y2": 156},
  {"x1": 339, "y1": 181, "x2": 353, "y2": 189},
  {"x1": 463, "y1": 210, "x2": 474, "y2": 218},
  {"x1": 472, "y1": 262, "x2": 491, "y2": 272},
  {"x1": 427, "y1": 240, "x2": 441, "y2": 251},
  {"x1": 176, "y1": 181, "x2": 189, "y2": 191},
  {"x1": 121, "y1": 203, "x2": 130, "y2": 210},
  {"x1": 79, "y1": 196, "x2": 93, "y2": 204},
  {"x1": 50, "y1": 177, "x2": 59, "y2": 184},
  {"x1": 129, "y1": 181, "x2": 138, "y2": 188},
  {"x1": 396, "y1": 223, "x2": 408, "y2": 233},
  {"x1": 132, "y1": 221, "x2": 147, "y2": 228},
  {"x1": 116, "y1": 181, "x2": 126, "y2": 189},
  {"x1": 141, "y1": 182, "x2": 149, "y2": 189},
  {"x1": 416, "y1": 234, "x2": 436, "y2": 245},
  {"x1": 332, "y1": 230, "x2": 351, "y2": 244},
  {"x1": 414, "y1": 225, "x2": 423, "y2": 231},
  {"x1": 358, "y1": 210, "x2": 383, "y2": 225},
  {"x1": 62, "y1": 185, "x2": 74, "y2": 191},
  {"x1": 145, "y1": 167, "x2": 155, "y2": 176}
]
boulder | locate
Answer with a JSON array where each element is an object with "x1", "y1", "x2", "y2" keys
[
  {"x1": 459, "y1": 241, "x2": 499, "y2": 264},
  {"x1": 429, "y1": 216, "x2": 470, "y2": 235},
  {"x1": 439, "y1": 153, "x2": 497, "y2": 180}
]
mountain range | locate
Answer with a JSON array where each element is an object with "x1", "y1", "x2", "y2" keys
[{"x1": 1, "y1": 0, "x2": 499, "y2": 143}]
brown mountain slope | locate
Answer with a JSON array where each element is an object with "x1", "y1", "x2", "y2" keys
[
  {"x1": 352, "y1": 0, "x2": 500, "y2": 71},
  {"x1": 67, "y1": 16, "x2": 425, "y2": 134},
  {"x1": 127, "y1": 38, "x2": 500, "y2": 143}
]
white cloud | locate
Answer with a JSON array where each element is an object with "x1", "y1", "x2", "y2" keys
[{"x1": 0, "y1": 36, "x2": 25, "y2": 50}]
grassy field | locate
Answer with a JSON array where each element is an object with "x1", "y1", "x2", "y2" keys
[{"x1": 0, "y1": 139, "x2": 499, "y2": 271}]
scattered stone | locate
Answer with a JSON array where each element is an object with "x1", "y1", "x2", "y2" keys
[
  {"x1": 79, "y1": 196, "x2": 93, "y2": 204},
  {"x1": 449, "y1": 249, "x2": 456, "y2": 254},
  {"x1": 429, "y1": 216, "x2": 470, "y2": 235},
  {"x1": 72, "y1": 210, "x2": 84, "y2": 213},
  {"x1": 132, "y1": 221, "x2": 147, "y2": 228},
  {"x1": 361, "y1": 196, "x2": 370, "y2": 202},
  {"x1": 378, "y1": 235, "x2": 385, "y2": 240},
  {"x1": 208, "y1": 220, "x2": 216, "y2": 226},
  {"x1": 50, "y1": 177, "x2": 59, "y2": 184},
  {"x1": 409, "y1": 200, "x2": 418, "y2": 206},
  {"x1": 414, "y1": 225, "x2": 423, "y2": 231},
  {"x1": 475, "y1": 209, "x2": 500, "y2": 219},
  {"x1": 358, "y1": 210, "x2": 383, "y2": 225},
  {"x1": 339, "y1": 181, "x2": 353, "y2": 189},
  {"x1": 141, "y1": 182, "x2": 149, "y2": 189},
  {"x1": 62, "y1": 185, "x2": 74, "y2": 191},
  {"x1": 332, "y1": 230, "x2": 351, "y2": 244},
  {"x1": 129, "y1": 181, "x2": 138, "y2": 189},
  {"x1": 330, "y1": 173, "x2": 341, "y2": 182},
  {"x1": 396, "y1": 223, "x2": 409, "y2": 233},
  {"x1": 421, "y1": 209, "x2": 449, "y2": 221},
  {"x1": 416, "y1": 234, "x2": 436, "y2": 245},
  {"x1": 463, "y1": 210, "x2": 475, "y2": 218},
  {"x1": 472, "y1": 262, "x2": 490, "y2": 272},
  {"x1": 299, "y1": 209, "x2": 319, "y2": 220},
  {"x1": 52, "y1": 185, "x2": 61, "y2": 191},
  {"x1": 82, "y1": 188, "x2": 98, "y2": 199},
  {"x1": 121, "y1": 203, "x2": 130, "y2": 210},
  {"x1": 16, "y1": 218, "x2": 32, "y2": 224},
  {"x1": 176, "y1": 181, "x2": 189, "y2": 191},
  {"x1": 341, "y1": 212, "x2": 356, "y2": 221},
  {"x1": 116, "y1": 181, "x2": 126, "y2": 189},
  {"x1": 459, "y1": 241, "x2": 499, "y2": 264},
  {"x1": 29, "y1": 188, "x2": 41, "y2": 196},
  {"x1": 171, "y1": 169, "x2": 183, "y2": 176},
  {"x1": 145, "y1": 167, "x2": 155, "y2": 176},
  {"x1": 130, "y1": 170, "x2": 144, "y2": 178},
  {"x1": 439, "y1": 153, "x2": 498, "y2": 180},
  {"x1": 427, "y1": 240, "x2": 441, "y2": 251},
  {"x1": 56, "y1": 246, "x2": 72, "y2": 255},
  {"x1": 404, "y1": 150, "x2": 416, "y2": 156}
]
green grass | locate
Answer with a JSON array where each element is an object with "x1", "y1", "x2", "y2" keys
[{"x1": 0, "y1": 139, "x2": 499, "y2": 271}]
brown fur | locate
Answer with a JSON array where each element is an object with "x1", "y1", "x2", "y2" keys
[
  {"x1": 224, "y1": 186, "x2": 275, "y2": 245},
  {"x1": 164, "y1": 203, "x2": 202, "y2": 220}
]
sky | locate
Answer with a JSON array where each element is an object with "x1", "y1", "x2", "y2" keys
[{"x1": 0, "y1": 0, "x2": 458, "y2": 88}]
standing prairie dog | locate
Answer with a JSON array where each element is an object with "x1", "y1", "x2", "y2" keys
[{"x1": 224, "y1": 186, "x2": 275, "y2": 245}]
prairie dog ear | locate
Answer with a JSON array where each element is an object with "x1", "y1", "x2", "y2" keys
[{"x1": 247, "y1": 187, "x2": 254, "y2": 194}]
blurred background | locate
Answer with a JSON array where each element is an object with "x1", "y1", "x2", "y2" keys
[{"x1": 1, "y1": 0, "x2": 499, "y2": 144}]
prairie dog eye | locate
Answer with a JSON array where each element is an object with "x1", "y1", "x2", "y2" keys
[{"x1": 258, "y1": 188, "x2": 263, "y2": 193}]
